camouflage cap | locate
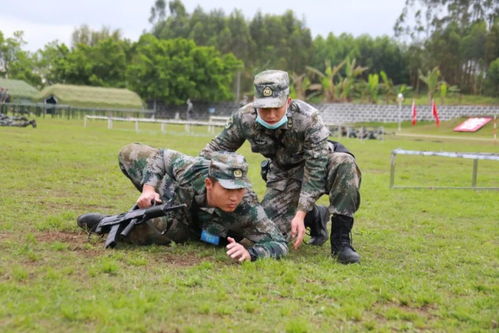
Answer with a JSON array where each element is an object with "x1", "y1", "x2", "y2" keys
[
  {"x1": 253, "y1": 70, "x2": 289, "y2": 108},
  {"x1": 208, "y1": 152, "x2": 250, "y2": 189}
]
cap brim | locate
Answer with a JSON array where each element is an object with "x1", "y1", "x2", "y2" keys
[
  {"x1": 253, "y1": 96, "x2": 287, "y2": 108},
  {"x1": 217, "y1": 178, "x2": 249, "y2": 189}
]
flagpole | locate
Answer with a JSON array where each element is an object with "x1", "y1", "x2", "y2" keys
[
  {"x1": 411, "y1": 99, "x2": 417, "y2": 126},
  {"x1": 494, "y1": 115, "x2": 497, "y2": 144},
  {"x1": 397, "y1": 93, "x2": 404, "y2": 132}
]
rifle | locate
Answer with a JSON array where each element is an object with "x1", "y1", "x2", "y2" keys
[{"x1": 95, "y1": 201, "x2": 186, "y2": 248}]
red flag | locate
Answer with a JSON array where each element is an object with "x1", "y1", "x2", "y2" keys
[
  {"x1": 432, "y1": 100, "x2": 440, "y2": 127},
  {"x1": 411, "y1": 99, "x2": 417, "y2": 125}
]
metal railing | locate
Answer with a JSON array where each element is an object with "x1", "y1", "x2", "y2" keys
[
  {"x1": 390, "y1": 149, "x2": 499, "y2": 190},
  {"x1": 1, "y1": 102, "x2": 154, "y2": 119},
  {"x1": 83, "y1": 115, "x2": 227, "y2": 135}
]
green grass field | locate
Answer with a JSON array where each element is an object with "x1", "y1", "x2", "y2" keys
[{"x1": 1, "y1": 118, "x2": 498, "y2": 332}]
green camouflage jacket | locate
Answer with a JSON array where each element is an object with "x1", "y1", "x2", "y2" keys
[
  {"x1": 142, "y1": 149, "x2": 288, "y2": 260},
  {"x1": 202, "y1": 100, "x2": 330, "y2": 212}
]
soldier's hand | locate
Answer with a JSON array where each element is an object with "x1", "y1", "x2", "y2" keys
[
  {"x1": 290, "y1": 211, "x2": 306, "y2": 249},
  {"x1": 226, "y1": 237, "x2": 250, "y2": 263},
  {"x1": 137, "y1": 185, "x2": 162, "y2": 208}
]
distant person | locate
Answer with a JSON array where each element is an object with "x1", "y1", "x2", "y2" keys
[
  {"x1": 202, "y1": 70, "x2": 362, "y2": 264},
  {"x1": 0, "y1": 88, "x2": 10, "y2": 104},
  {"x1": 77, "y1": 143, "x2": 288, "y2": 263},
  {"x1": 186, "y1": 98, "x2": 193, "y2": 120},
  {"x1": 239, "y1": 95, "x2": 248, "y2": 108}
]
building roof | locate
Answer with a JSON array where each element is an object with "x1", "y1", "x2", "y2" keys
[
  {"x1": 0, "y1": 78, "x2": 39, "y2": 101},
  {"x1": 37, "y1": 84, "x2": 144, "y2": 109}
]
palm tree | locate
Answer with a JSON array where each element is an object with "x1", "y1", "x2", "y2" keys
[
  {"x1": 337, "y1": 58, "x2": 368, "y2": 102},
  {"x1": 290, "y1": 72, "x2": 311, "y2": 101},
  {"x1": 380, "y1": 71, "x2": 396, "y2": 103},
  {"x1": 418, "y1": 67, "x2": 442, "y2": 103},
  {"x1": 306, "y1": 59, "x2": 346, "y2": 102},
  {"x1": 367, "y1": 73, "x2": 380, "y2": 104}
]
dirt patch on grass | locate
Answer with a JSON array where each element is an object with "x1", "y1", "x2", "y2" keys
[
  {"x1": 36, "y1": 231, "x2": 84, "y2": 243},
  {"x1": 0, "y1": 232, "x2": 12, "y2": 242},
  {"x1": 373, "y1": 300, "x2": 439, "y2": 326},
  {"x1": 36, "y1": 231, "x2": 103, "y2": 257},
  {"x1": 155, "y1": 252, "x2": 208, "y2": 267},
  {"x1": 3, "y1": 231, "x2": 220, "y2": 267}
]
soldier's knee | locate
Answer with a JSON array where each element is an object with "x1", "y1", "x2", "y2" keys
[
  {"x1": 119, "y1": 143, "x2": 142, "y2": 161},
  {"x1": 328, "y1": 152, "x2": 361, "y2": 188},
  {"x1": 119, "y1": 143, "x2": 159, "y2": 165},
  {"x1": 329, "y1": 152, "x2": 358, "y2": 171}
]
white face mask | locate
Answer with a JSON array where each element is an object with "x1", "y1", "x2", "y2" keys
[
  {"x1": 256, "y1": 113, "x2": 288, "y2": 129},
  {"x1": 255, "y1": 104, "x2": 289, "y2": 129}
]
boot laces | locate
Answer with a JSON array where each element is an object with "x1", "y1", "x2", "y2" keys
[{"x1": 334, "y1": 232, "x2": 355, "y2": 251}]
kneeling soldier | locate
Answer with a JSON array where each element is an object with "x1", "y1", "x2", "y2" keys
[{"x1": 77, "y1": 143, "x2": 288, "y2": 263}]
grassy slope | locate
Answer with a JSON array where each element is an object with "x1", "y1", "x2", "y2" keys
[{"x1": 0, "y1": 118, "x2": 497, "y2": 332}]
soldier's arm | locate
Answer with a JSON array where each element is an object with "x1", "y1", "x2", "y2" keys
[
  {"x1": 136, "y1": 184, "x2": 162, "y2": 208},
  {"x1": 141, "y1": 149, "x2": 182, "y2": 190},
  {"x1": 296, "y1": 113, "x2": 330, "y2": 212},
  {"x1": 237, "y1": 196, "x2": 289, "y2": 260},
  {"x1": 246, "y1": 227, "x2": 289, "y2": 261},
  {"x1": 200, "y1": 112, "x2": 246, "y2": 157}
]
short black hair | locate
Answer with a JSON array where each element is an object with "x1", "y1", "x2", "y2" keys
[{"x1": 207, "y1": 175, "x2": 218, "y2": 184}]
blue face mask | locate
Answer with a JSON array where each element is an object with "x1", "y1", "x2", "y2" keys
[{"x1": 256, "y1": 112, "x2": 288, "y2": 129}]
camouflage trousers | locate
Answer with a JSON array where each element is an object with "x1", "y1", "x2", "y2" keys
[
  {"x1": 118, "y1": 143, "x2": 198, "y2": 245},
  {"x1": 262, "y1": 143, "x2": 361, "y2": 237}
]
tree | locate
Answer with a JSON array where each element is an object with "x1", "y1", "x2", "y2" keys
[
  {"x1": 380, "y1": 71, "x2": 396, "y2": 103},
  {"x1": 311, "y1": 33, "x2": 408, "y2": 86},
  {"x1": 149, "y1": 0, "x2": 167, "y2": 25},
  {"x1": 484, "y1": 57, "x2": 499, "y2": 96},
  {"x1": 149, "y1": 1, "x2": 313, "y2": 84},
  {"x1": 306, "y1": 59, "x2": 346, "y2": 102},
  {"x1": 366, "y1": 73, "x2": 380, "y2": 104},
  {"x1": 44, "y1": 38, "x2": 130, "y2": 87},
  {"x1": 127, "y1": 35, "x2": 242, "y2": 105},
  {"x1": 337, "y1": 58, "x2": 368, "y2": 102},
  {"x1": 418, "y1": 67, "x2": 443, "y2": 102},
  {"x1": 0, "y1": 30, "x2": 41, "y2": 87},
  {"x1": 35, "y1": 42, "x2": 71, "y2": 85},
  {"x1": 289, "y1": 72, "x2": 312, "y2": 100},
  {"x1": 311, "y1": 33, "x2": 358, "y2": 73},
  {"x1": 71, "y1": 25, "x2": 123, "y2": 47},
  {"x1": 395, "y1": 0, "x2": 499, "y2": 40}
]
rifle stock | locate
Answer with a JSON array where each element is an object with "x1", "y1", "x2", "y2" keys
[{"x1": 96, "y1": 202, "x2": 186, "y2": 248}]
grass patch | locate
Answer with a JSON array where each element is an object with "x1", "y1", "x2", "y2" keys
[{"x1": 0, "y1": 117, "x2": 497, "y2": 331}]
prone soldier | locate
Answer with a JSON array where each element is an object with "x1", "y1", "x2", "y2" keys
[
  {"x1": 0, "y1": 113, "x2": 36, "y2": 128},
  {"x1": 202, "y1": 70, "x2": 362, "y2": 264},
  {"x1": 77, "y1": 143, "x2": 288, "y2": 263}
]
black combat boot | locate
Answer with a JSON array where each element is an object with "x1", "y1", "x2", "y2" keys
[
  {"x1": 77, "y1": 213, "x2": 106, "y2": 233},
  {"x1": 330, "y1": 214, "x2": 360, "y2": 264},
  {"x1": 304, "y1": 205, "x2": 330, "y2": 246}
]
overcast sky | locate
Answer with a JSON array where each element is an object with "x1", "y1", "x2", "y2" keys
[{"x1": 1, "y1": 0, "x2": 405, "y2": 52}]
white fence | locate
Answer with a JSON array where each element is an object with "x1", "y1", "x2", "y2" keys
[{"x1": 83, "y1": 115, "x2": 230, "y2": 135}]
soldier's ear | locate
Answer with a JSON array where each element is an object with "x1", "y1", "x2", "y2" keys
[{"x1": 205, "y1": 177, "x2": 213, "y2": 190}]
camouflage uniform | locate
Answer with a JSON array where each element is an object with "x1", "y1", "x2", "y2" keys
[
  {"x1": 118, "y1": 143, "x2": 288, "y2": 261},
  {"x1": 0, "y1": 113, "x2": 36, "y2": 128},
  {"x1": 201, "y1": 73, "x2": 361, "y2": 240}
]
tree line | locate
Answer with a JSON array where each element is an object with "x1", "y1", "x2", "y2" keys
[{"x1": 0, "y1": 0, "x2": 498, "y2": 107}]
